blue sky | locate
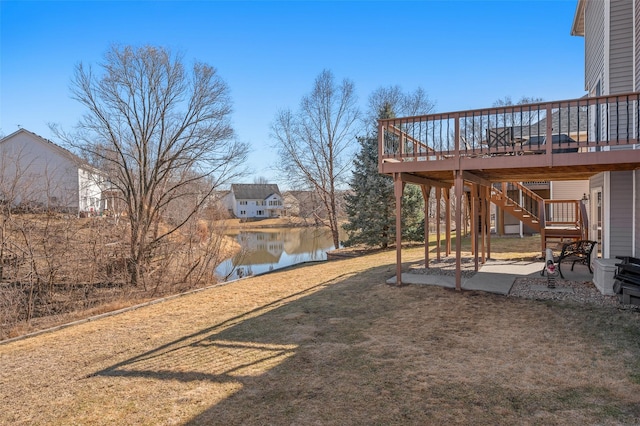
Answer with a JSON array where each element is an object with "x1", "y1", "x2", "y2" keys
[{"x1": 1, "y1": 0, "x2": 585, "y2": 188}]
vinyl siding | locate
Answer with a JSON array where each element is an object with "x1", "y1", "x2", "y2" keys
[
  {"x1": 551, "y1": 180, "x2": 589, "y2": 200},
  {"x1": 590, "y1": 172, "x2": 605, "y2": 191},
  {"x1": 636, "y1": 0, "x2": 640, "y2": 91},
  {"x1": 1, "y1": 131, "x2": 81, "y2": 209},
  {"x1": 606, "y1": 0, "x2": 634, "y2": 144},
  {"x1": 609, "y1": 0, "x2": 634, "y2": 94},
  {"x1": 584, "y1": 0, "x2": 605, "y2": 94},
  {"x1": 609, "y1": 170, "x2": 634, "y2": 257}
]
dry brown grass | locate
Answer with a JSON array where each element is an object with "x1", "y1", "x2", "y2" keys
[
  {"x1": 219, "y1": 216, "x2": 311, "y2": 230},
  {"x1": 1, "y1": 245, "x2": 640, "y2": 425}
]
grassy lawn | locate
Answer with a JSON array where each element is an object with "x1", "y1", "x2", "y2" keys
[
  {"x1": 1, "y1": 244, "x2": 639, "y2": 425},
  {"x1": 426, "y1": 233, "x2": 543, "y2": 260}
]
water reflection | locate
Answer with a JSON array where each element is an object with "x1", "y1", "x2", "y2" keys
[{"x1": 215, "y1": 227, "x2": 340, "y2": 281}]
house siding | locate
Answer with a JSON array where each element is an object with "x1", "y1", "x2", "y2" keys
[
  {"x1": 0, "y1": 131, "x2": 80, "y2": 209},
  {"x1": 551, "y1": 180, "x2": 589, "y2": 200},
  {"x1": 609, "y1": 170, "x2": 634, "y2": 257},
  {"x1": 584, "y1": 0, "x2": 605, "y2": 93},
  {"x1": 636, "y1": 0, "x2": 640, "y2": 91},
  {"x1": 606, "y1": 0, "x2": 634, "y2": 144},
  {"x1": 590, "y1": 172, "x2": 605, "y2": 191},
  {"x1": 609, "y1": 0, "x2": 634, "y2": 94}
]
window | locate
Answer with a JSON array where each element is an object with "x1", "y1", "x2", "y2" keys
[
  {"x1": 257, "y1": 210, "x2": 264, "y2": 216},
  {"x1": 239, "y1": 201, "x2": 248, "y2": 205},
  {"x1": 240, "y1": 210, "x2": 246, "y2": 215}
]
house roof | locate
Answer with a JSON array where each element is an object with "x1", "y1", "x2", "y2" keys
[
  {"x1": 1, "y1": 128, "x2": 102, "y2": 174},
  {"x1": 571, "y1": 0, "x2": 586, "y2": 37},
  {"x1": 509, "y1": 106, "x2": 588, "y2": 139},
  {"x1": 532, "y1": 107, "x2": 588, "y2": 134},
  {"x1": 231, "y1": 184, "x2": 281, "y2": 200}
]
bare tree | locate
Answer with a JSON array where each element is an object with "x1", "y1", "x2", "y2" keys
[
  {"x1": 271, "y1": 69, "x2": 361, "y2": 248},
  {"x1": 57, "y1": 45, "x2": 248, "y2": 287},
  {"x1": 367, "y1": 85, "x2": 435, "y2": 131},
  {"x1": 491, "y1": 95, "x2": 546, "y2": 133}
]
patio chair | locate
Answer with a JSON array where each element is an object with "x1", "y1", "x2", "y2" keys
[{"x1": 486, "y1": 127, "x2": 514, "y2": 149}]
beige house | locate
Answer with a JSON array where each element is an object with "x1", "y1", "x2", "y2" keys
[{"x1": 0, "y1": 129, "x2": 107, "y2": 215}]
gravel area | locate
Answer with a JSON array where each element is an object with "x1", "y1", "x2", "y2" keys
[
  {"x1": 410, "y1": 257, "x2": 640, "y2": 310},
  {"x1": 507, "y1": 276, "x2": 633, "y2": 309}
]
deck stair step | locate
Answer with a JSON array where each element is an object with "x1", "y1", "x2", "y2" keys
[
  {"x1": 490, "y1": 182, "x2": 542, "y2": 233},
  {"x1": 491, "y1": 181, "x2": 587, "y2": 256}
]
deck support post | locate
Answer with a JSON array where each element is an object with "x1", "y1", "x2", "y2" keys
[
  {"x1": 394, "y1": 173, "x2": 404, "y2": 286},
  {"x1": 470, "y1": 186, "x2": 475, "y2": 256},
  {"x1": 421, "y1": 185, "x2": 431, "y2": 268},
  {"x1": 436, "y1": 187, "x2": 442, "y2": 261},
  {"x1": 455, "y1": 170, "x2": 463, "y2": 291},
  {"x1": 445, "y1": 188, "x2": 451, "y2": 256},
  {"x1": 471, "y1": 184, "x2": 479, "y2": 271},
  {"x1": 478, "y1": 185, "x2": 487, "y2": 265},
  {"x1": 539, "y1": 199, "x2": 546, "y2": 257},
  {"x1": 486, "y1": 185, "x2": 491, "y2": 260}
]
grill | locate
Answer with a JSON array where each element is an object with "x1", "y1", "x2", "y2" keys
[{"x1": 613, "y1": 256, "x2": 640, "y2": 305}]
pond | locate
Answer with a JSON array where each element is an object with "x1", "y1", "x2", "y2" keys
[{"x1": 215, "y1": 227, "x2": 342, "y2": 281}]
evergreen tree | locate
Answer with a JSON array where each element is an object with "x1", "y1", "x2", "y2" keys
[
  {"x1": 342, "y1": 134, "x2": 396, "y2": 248},
  {"x1": 342, "y1": 103, "x2": 425, "y2": 248}
]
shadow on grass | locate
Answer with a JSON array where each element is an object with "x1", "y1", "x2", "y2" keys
[
  {"x1": 89, "y1": 273, "x2": 342, "y2": 383},
  {"x1": 89, "y1": 256, "x2": 640, "y2": 425}
]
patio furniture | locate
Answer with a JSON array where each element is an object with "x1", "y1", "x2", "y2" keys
[
  {"x1": 613, "y1": 256, "x2": 640, "y2": 305},
  {"x1": 541, "y1": 240, "x2": 596, "y2": 279},
  {"x1": 486, "y1": 127, "x2": 514, "y2": 149}
]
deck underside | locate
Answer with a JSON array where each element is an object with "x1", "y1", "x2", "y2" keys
[{"x1": 381, "y1": 150, "x2": 640, "y2": 185}]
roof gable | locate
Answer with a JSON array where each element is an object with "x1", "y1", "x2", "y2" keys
[
  {"x1": 571, "y1": 0, "x2": 586, "y2": 37},
  {"x1": 0, "y1": 128, "x2": 99, "y2": 173}
]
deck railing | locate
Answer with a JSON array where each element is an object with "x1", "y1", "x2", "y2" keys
[
  {"x1": 544, "y1": 199, "x2": 581, "y2": 227},
  {"x1": 379, "y1": 92, "x2": 640, "y2": 162}
]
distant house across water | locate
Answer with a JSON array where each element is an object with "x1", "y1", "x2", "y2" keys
[{"x1": 224, "y1": 183, "x2": 284, "y2": 219}]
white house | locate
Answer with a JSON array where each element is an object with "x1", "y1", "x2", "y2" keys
[
  {"x1": 224, "y1": 183, "x2": 284, "y2": 219},
  {"x1": 0, "y1": 129, "x2": 107, "y2": 214}
]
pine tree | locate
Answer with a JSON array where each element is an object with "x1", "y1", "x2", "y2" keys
[
  {"x1": 342, "y1": 103, "x2": 425, "y2": 248},
  {"x1": 342, "y1": 134, "x2": 396, "y2": 248}
]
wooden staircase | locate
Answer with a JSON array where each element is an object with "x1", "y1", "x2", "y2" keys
[
  {"x1": 490, "y1": 182, "x2": 542, "y2": 232},
  {"x1": 491, "y1": 182, "x2": 588, "y2": 253}
]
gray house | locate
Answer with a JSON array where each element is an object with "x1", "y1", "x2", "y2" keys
[{"x1": 571, "y1": 0, "x2": 640, "y2": 293}]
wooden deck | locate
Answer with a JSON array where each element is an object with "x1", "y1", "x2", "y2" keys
[
  {"x1": 379, "y1": 92, "x2": 640, "y2": 183},
  {"x1": 378, "y1": 92, "x2": 640, "y2": 288}
]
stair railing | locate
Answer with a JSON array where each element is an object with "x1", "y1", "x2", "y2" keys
[
  {"x1": 543, "y1": 199, "x2": 581, "y2": 227},
  {"x1": 492, "y1": 182, "x2": 543, "y2": 224}
]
